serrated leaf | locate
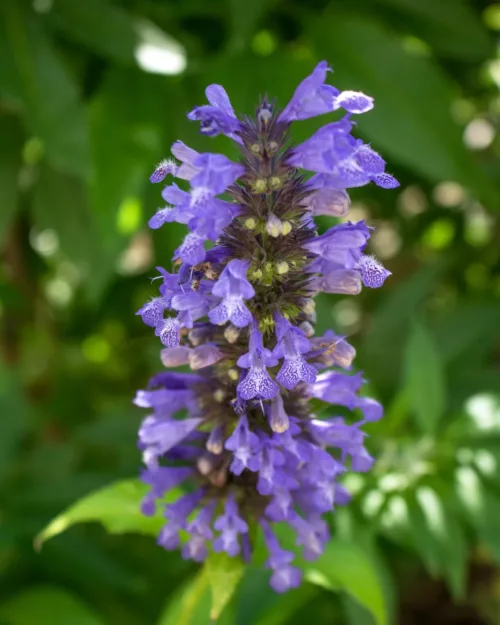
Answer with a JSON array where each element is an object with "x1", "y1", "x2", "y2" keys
[
  {"x1": 205, "y1": 551, "x2": 244, "y2": 621},
  {"x1": 35, "y1": 479, "x2": 176, "y2": 547},
  {"x1": 1, "y1": 0, "x2": 90, "y2": 177},
  {"x1": 0, "y1": 586, "x2": 104, "y2": 625},
  {"x1": 310, "y1": 12, "x2": 499, "y2": 206},
  {"x1": 305, "y1": 540, "x2": 387, "y2": 625},
  {"x1": 405, "y1": 321, "x2": 446, "y2": 433}
]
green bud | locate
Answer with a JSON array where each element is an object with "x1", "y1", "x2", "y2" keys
[
  {"x1": 276, "y1": 261, "x2": 289, "y2": 275},
  {"x1": 244, "y1": 217, "x2": 257, "y2": 230},
  {"x1": 281, "y1": 220, "x2": 292, "y2": 235},
  {"x1": 250, "y1": 143, "x2": 261, "y2": 154},
  {"x1": 228, "y1": 368, "x2": 239, "y2": 381},
  {"x1": 253, "y1": 178, "x2": 267, "y2": 193},
  {"x1": 224, "y1": 325, "x2": 240, "y2": 344},
  {"x1": 250, "y1": 268, "x2": 263, "y2": 280},
  {"x1": 213, "y1": 389, "x2": 226, "y2": 402},
  {"x1": 269, "y1": 176, "x2": 282, "y2": 190}
]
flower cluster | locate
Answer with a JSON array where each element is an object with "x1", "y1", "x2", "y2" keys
[{"x1": 135, "y1": 61, "x2": 397, "y2": 592}]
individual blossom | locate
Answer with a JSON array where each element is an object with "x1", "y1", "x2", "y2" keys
[{"x1": 135, "y1": 60, "x2": 398, "y2": 592}]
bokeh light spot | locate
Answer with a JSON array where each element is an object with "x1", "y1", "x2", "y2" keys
[
  {"x1": 422, "y1": 219, "x2": 455, "y2": 250},
  {"x1": 117, "y1": 196, "x2": 142, "y2": 235},
  {"x1": 252, "y1": 30, "x2": 277, "y2": 57},
  {"x1": 82, "y1": 335, "x2": 111, "y2": 364}
]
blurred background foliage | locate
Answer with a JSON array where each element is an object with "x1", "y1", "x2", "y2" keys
[{"x1": 1, "y1": 0, "x2": 500, "y2": 623}]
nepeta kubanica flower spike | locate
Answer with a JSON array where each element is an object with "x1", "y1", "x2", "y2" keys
[{"x1": 135, "y1": 61, "x2": 398, "y2": 592}]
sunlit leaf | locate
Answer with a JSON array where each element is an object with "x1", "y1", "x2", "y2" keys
[
  {"x1": 0, "y1": 586, "x2": 104, "y2": 625},
  {"x1": 205, "y1": 551, "x2": 244, "y2": 621},
  {"x1": 35, "y1": 479, "x2": 174, "y2": 547},
  {"x1": 405, "y1": 321, "x2": 446, "y2": 433},
  {"x1": 304, "y1": 540, "x2": 387, "y2": 625},
  {"x1": 157, "y1": 570, "x2": 235, "y2": 625}
]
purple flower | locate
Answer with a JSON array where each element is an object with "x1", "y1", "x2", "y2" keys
[
  {"x1": 273, "y1": 315, "x2": 317, "y2": 390},
  {"x1": 182, "y1": 503, "x2": 216, "y2": 562},
  {"x1": 209, "y1": 259, "x2": 255, "y2": 328},
  {"x1": 188, "y1": 84, "x2": 242, "y2": 141},
  {"x1": 237, "y1": 322, "x2": 279, "y2": 400},
  {"x1": 150, "y1": 159, "x2": 178, "y2": 183},
  {"x1": 304, "y1": 221, "x2": 371, "y2": 269},
  {"x1": 171, "y1": 140, "x2": 200, "y2": 180},
  {"x1": 225, "y1": 414, "x2": 260, "y2": 475},
  {"x1": 278, "y1": 62, "x2": 374, "y2": 123},
  {"x1": 213, "y1": 495, "x2": 249, "y2": 556},
  {"x1": 261, "y1": 520, "x2": 302, "y2": 593},
  {"x1": 357, "y1": 254, "x2": 392, "y2": 288},
  {"x1": 136, "y1": 59, "x2": 397, "y2": 593}
]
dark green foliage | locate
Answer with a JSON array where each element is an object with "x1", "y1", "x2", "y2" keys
[{"x1": 1, "y1": 0, "x2": 500, "y2": 624}]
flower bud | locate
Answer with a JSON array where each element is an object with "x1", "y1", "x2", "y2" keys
[
  {"x1": 244, "y1": 217, "x2": 257, "y2": 230},
  {"x1": 299, "y1": 321, "x2": 315, "y2": 337},
  {"x1": 301, "y1": 298, "x2": 316, "y2": 314},
  {"x1": 160, "y1": 346, "x2": 191, "y2": 367},
  {"x1": 266, "y1": 214, "x2": 282, "y2": 237},
  {"x1": 224, "y1": 325, "x2": 240, "y2": 344},
  {"x1": 276, "y1": 261, "x2": 289, "y2": 275},
  {"x1": 253, "y1": 179, "x2": 267, "y2": 193}
]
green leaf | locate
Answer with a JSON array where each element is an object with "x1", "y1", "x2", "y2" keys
[
  {"x1": 456, "y1": 467, "x2": 500, "y2": 566},
  {"x1": 228, "y1": 0, "x2": 270, "y2": 52},
  {"x1": 0, "y1": 365, "x2": 31, "y2": 481},
  {"x1": 0, "y1": 586, "x2": 104, "y2": 625},
  {"x1": 374, "y1": 0, "x2": 492, "y2": 61},
  {"x1": 35, "y1": 479, "x2": 174, "y2": 547},
  {"x1": 404, "y1": 321, "x2": 446, "y2": 433},
  {"x1": 32, "y1": 164, "x2": 98, "y2": 267},
  {"x1": 157, "y1": 570, "x2": 235, "y2": 625},
  {"x1": 414, "y1": 487, "x2": 467, "y2": 598},
  {"x1": 205, "y1": 551, "x2": 245, "y2": 621},
  {"x1": 304, "y1": 539, "x2": 387, "y2": 625},
  {"x1": 50, "y1": 0, "x2": 138, "y2": 63},
  {"x1": 431, "y1": 303, "x2": 500, "y2": 365},
  {"x1": 0, "y1": 113, "x2": 23, "y2": 243},
  {"x1": 1, "y1": 0, "x2": 90, "y2": 177},
  {"x1": 250, "y1": 583, "x2": 319, "y2": 625},
  {"x1": 406, "y1": 496, "x2": 442, "y2": 577},
  {"x1": 362, "y1": 260, "x2": 448, "y2": 390},
  {"x1": 310, "y1": 13, "x2": 499, "y2": 206}
]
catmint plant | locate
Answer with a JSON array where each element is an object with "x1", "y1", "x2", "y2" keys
[{"x1": 135, "y1": 61, "x2": 398, "y2": 592}]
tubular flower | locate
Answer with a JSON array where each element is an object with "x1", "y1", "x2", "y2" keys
[{"x1": 137, "y1": 61, "x2": 397, "y2": 592}]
